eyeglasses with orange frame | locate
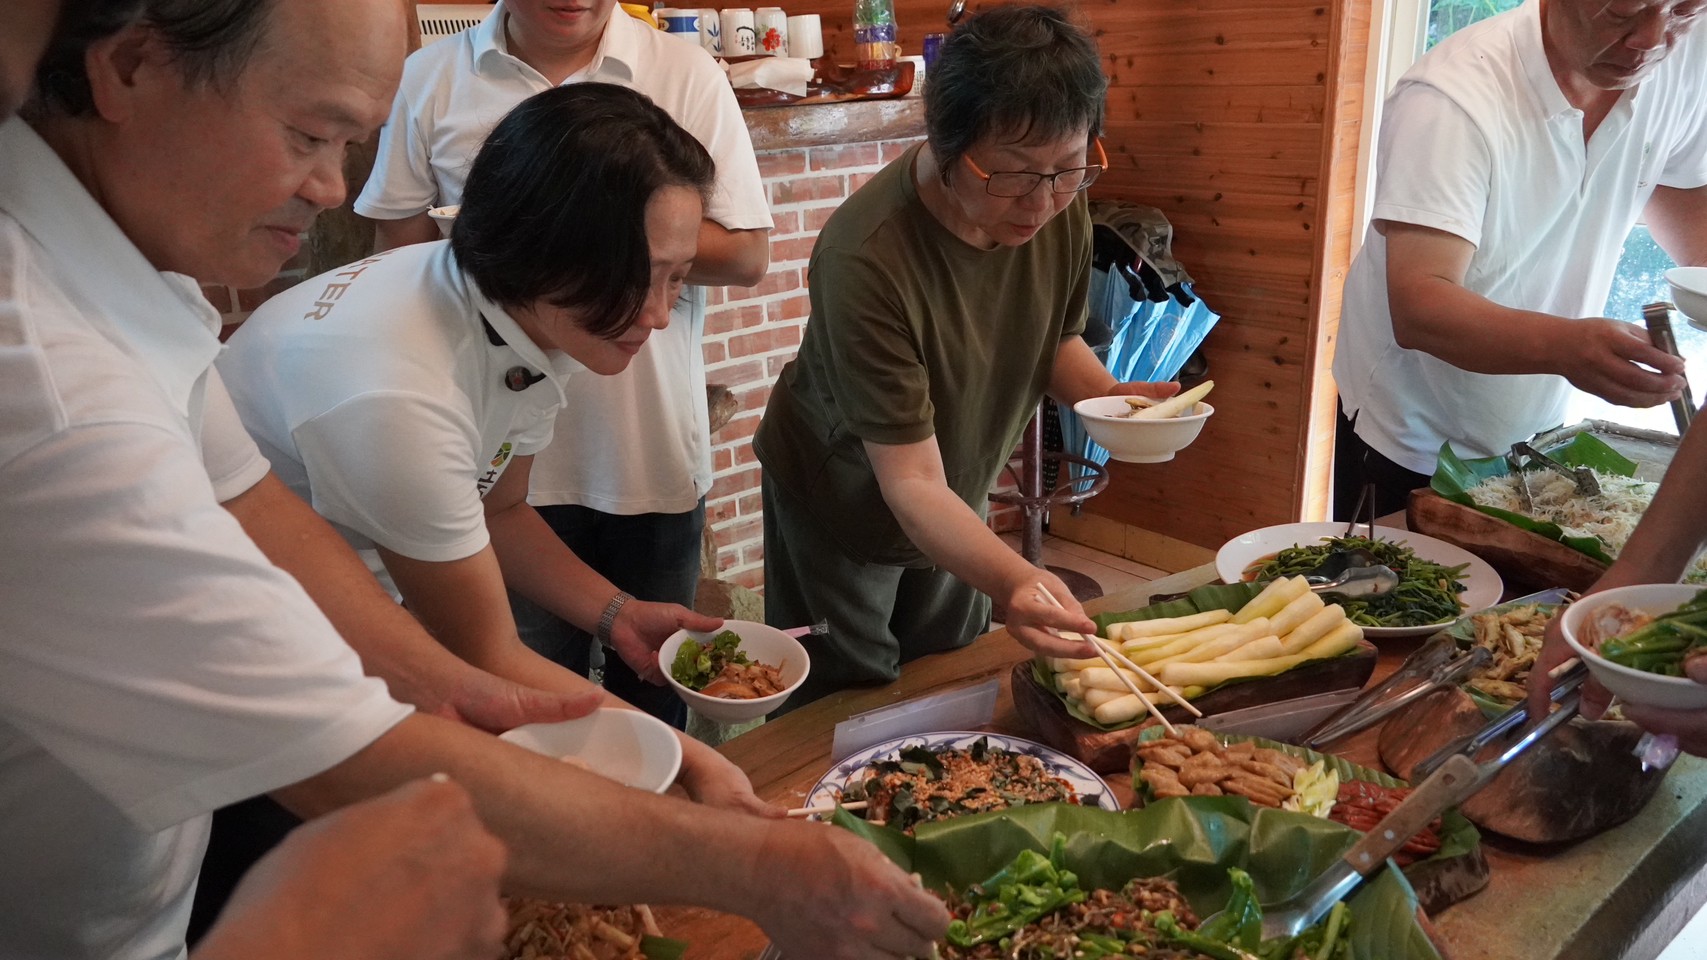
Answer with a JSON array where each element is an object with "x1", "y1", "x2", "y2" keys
[{"x1": 961, "y1": 138, "x2": 1108, "y2": 198}]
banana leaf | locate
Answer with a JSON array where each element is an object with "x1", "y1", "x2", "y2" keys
[
  {"x1": 640, "y1": 936, "x2": 689, "y2": 960},
  {"x1": 1429, "y1": 437, "x2": 1639, "y2": 565},
  {"x1": 1031, "y1": 582, "x2": 1356, "y2": 732},
  {"x1": 834, "y1": 801, "x2": 1442, "y2": 959},
  {"x1": 1130, "y1": 727, "x2": 1481, "y2": 864}
]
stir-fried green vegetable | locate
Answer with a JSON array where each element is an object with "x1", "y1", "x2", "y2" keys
[
  {"x1": 942, "y1": 841, "x2": 1352, "y2": 959},
  {"x1": 1598, "y1": 589, "x2": 1707, "y2": 677},
  {"x1": 669, "y1": 629, "x2": 750, "y2": 690},
  {"x1": 1247, "y1": 536, "x2": 1468, "y2": 628}
]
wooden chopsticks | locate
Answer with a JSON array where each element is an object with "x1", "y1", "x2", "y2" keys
[{"x1": 1033, "y1": 582, "x2": 1203, "y2": 735}]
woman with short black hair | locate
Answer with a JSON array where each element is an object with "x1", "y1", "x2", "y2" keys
[
  {"x1": 755, "y1": 5, "x2": 1178, "y2": 707},
  {"x1": 220, "y1": 84, "x2": 751, "y2": 780}
]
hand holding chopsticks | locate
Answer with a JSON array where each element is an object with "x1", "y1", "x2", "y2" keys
[{"x1": 1032, "y1": 582, "x2": 1201, "y2": 735}]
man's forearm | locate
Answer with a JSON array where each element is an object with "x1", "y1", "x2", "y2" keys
[
  {"x1": 684, "y1": 221, "x2": 768, "y2": 287},
  {"x1": 1388, "y1": 276, "x2": 1570, "y2": 375},
  {"x1": 882, "y1": 476, "x2": 1034, "y2": 599},
  {"x1": 371, "y1": 212, "x2": 441, "y2": 253},
  {"x1": 1046, "y1": 335, "x2": 1119, "y2": 407},
  {"x1": 485, "y1": 501, "x2": 619, "y2": 633}
]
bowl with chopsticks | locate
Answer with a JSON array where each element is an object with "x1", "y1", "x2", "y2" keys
[
  {"x1": 499, "y1": 707, "x2": 682, "y2": 793},
  {"x1": 1074, "y1": 385, "x2": 1214, "y2": 464},
  {"x1": 658, "y1": 620, "x2": 809, "y2": 723},
  {"x1": 1561, "y1": 584, "x2": 1707, "y2": 710}
]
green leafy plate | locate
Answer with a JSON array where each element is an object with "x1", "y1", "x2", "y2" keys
[{"x1": 835, "y1": 801, "x2": 1442, "y2": 959}]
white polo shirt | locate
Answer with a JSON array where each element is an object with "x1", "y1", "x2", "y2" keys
[
  {"x1": 1334, "y1": 0, "x2": 1707, "y2": 473},
  {"x1": 0, "y1": 118, "x2": 411, "y2": 960},
  {"x1": 219, "y1": 241, "x2": 584, "y2": 587},
  {"x1": 356, "y1": 3, "x2": 772, "y2": 515}
]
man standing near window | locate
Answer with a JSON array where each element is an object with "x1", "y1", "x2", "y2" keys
[
  {"x1": 356, "y1": 0, "x2": 771, "y2": 727},
  {"x1": 1333, "y1": 0, "x2": 1706, "y2": 517}
]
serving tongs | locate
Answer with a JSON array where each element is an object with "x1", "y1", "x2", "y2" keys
[
  {"x1": 1643, "y1": 301, "x2": 1696, "y2": 435},
  {"x1": 1301, "y1": 634, "x2": 1488, "y2": 749},
  {"x1": 1509, "y1": 441, "x2": 1601, "y2": 497},
  {"x1": 1408, "y1": 660, "x2": 1588, "y2": 781},
  {"x1": 1210, "y1": 679, "x2": 1585, "y2": 941}
]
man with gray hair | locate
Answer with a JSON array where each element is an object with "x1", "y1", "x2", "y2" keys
[{"x1": 0, "y1": 1, "x2": 949, "y2": 958}]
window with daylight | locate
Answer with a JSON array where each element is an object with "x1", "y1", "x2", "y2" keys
[{"x1": 1366, "y1": 0, "x2": 1702, "y2": 436}]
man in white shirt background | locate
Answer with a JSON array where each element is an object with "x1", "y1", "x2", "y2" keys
[
  {"x1": 0, "y1": 0, "x2": 948, "y2": 957},
  {"x1": 356, "y1": 0, "x2": 772, "y2": 727},
  {"x1": 1332, "y1": 0, "x2": 1705, "y2": 518}
]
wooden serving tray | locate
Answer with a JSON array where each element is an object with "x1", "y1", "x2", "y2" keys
[
  {"x1": 1407, "y1": 489, "x2": 1607, "y2": 595},
  {"x1": 1010, "y1": 643, "x2": 1378, "y2": 774},
  {"x1": 732, "y1": 60, "x2": 914, "y2": 108}
]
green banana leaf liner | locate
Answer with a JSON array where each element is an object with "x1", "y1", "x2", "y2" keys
[
  {"x1": 833, "y1": 801, "x2": 1442, "y2": 959},
  {"x1": 1129, "y1": 726, "x2": 1481, "y2": 865},
  {"x1": 640, "y1": 937, "x2": 688, "y2": 960},
  {"x1": 1429, "y1": 436, "x2": 1639, "y2": 565},
  {"x1": 1030, "y1": 581, "x2": 1363, "y2": 732}
]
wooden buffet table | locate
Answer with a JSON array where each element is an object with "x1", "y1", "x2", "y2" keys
[{"x1": 659, "y1": 565, "x2": 1707, "y2": 960}]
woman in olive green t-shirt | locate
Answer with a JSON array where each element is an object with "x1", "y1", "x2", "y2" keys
[{"x1": 753, "y1": 5, "x2": 1179, "y2": 709}]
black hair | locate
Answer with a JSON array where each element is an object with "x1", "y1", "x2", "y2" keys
[
  {"x1": 451, "y1": 83, "x2": 716, "y2": 339},
  {"x1": 924, "y1": 4, "x2": 1107, "y2": 180},
  {"x1": 32, "y1": 0, "x2": 272, "y2": 117}
]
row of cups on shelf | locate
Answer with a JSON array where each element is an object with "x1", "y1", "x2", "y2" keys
[{"x1": 657, "y1": 7, "x2": 825, "y2": 59}]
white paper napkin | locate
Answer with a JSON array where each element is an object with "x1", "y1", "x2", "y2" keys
[{"x1": 727, "y1": 57, "x2": 814, "y2": 97}]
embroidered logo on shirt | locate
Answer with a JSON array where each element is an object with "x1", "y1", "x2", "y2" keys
[{"x1": 476, "y1": 441, "x2": 513, "y2": 497}]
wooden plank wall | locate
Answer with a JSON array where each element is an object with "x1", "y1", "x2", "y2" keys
[{"x1": 786, "y1": 0, "x2": 1374, "y2": 548}]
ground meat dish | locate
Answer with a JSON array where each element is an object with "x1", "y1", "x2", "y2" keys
[
  {"x1": 841, "y1": 737, "x2": 1081, "y2": 831},
  {"x1": 941, "y1": 878, "x2": 1214, "y2": 959},
  {"x1": 500, "y1": 900, "x2": 662, "y2": 960}
]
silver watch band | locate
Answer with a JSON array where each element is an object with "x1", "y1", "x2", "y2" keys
[{"x1": 596, "y1": 591, "x2": 633, "y2": 649}]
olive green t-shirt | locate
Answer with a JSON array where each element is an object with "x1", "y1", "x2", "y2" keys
[{"x1": 754, "y1": 143, "x2": 1091, "y2": 567}]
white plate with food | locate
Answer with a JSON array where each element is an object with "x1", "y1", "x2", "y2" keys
[
  {"x1": 1215, "y1": 522, "x2": 1503, "y2": 639},
  {"x1": 801, "y1": 731, "x2": 1118, "y2": 830}
]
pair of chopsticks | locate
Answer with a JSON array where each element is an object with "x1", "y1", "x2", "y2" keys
[
  {"x1": 785, "y1": 800, "x2": 868, "y2": 818},
  {"x1": 1033, "y1": 582, "x2": 1200, "y2": 736}
]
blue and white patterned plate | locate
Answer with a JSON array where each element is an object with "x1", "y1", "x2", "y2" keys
[{"x1": 802, "y1": 730, "x2": 1120, "y2": 820}]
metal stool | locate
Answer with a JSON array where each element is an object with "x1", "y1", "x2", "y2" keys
[{"x1": 989, "y1": 403, "x2": 1110, "y2": 605}]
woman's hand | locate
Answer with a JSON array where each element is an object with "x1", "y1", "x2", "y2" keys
[
  {"x1": 999, "y1": 570, "x2": 1099, "y2": 659},
  {"x1": 675, "y1": 735, "x2": 783, "y2": 817},
  {"x1": 610, "y1": 601, "x2": 724, "y2": 684}
]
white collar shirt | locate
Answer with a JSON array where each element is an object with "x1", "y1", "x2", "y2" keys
[
  {"x1": 1333, "y1": 0, "x2": 1707, "y2": 472},
  {"x1": 0, "y1": 118, "x2": 410, "y2": 960},
  {"x1": 355, "y1": 2, "x2": 772, "y2": 514},
  {"x1": 219, "y1": 241, "x2": 584, "y2": 590}
]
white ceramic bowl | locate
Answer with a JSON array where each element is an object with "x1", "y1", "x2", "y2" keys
[
  {"x1": 499, "y1": 708, "x2": 681, "y2": 793},
  {"x1": 1073, "y1": 396, "x2": 1213, "y2": 463},
  {"x1": 1560, "y1": 584, "x2": 1707, "y2": 710},
  {"x1": 1214, "y1": 522, "x2": 1504, "y2": 639},
  {"x1": 427, "y1": 204, "x2": 460, "y2": 237},
  {"x1": 658, "y1": 620, "x2": 809, "y2": 724},
  {"x1": 1667, "y1": 266, "x2": 1707, "y2": 328}
]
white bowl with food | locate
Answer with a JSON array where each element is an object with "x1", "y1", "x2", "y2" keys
[
  {"x1": 1668, "y1": 266, "x2": 1707, "y2": 328},
  {"x1": 1074, "y1": 385, "x2": 1214, "y2": 464},
  {"x1": 1561, "y1": 584, "x2": 1707, "y2": 710},
  {"x1": 1215, "y1": 522, "x2": 1504, "y2": 639},
  {"x1": 659, "y1": 620, "x2": 809, "y2": 724},
  {"x1": 427, "y1": 204, "x2": 460, "y2": 237},
  {"x1": 499, "y1": 707, "x2": 682, "y2": 793}
]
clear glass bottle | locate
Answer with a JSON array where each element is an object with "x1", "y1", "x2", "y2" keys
[{"x1": 853, "y1": 0, "x2": 897, "y2": 70}]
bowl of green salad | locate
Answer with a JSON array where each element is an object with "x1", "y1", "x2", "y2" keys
[{"x1": 658, "y1": 620, "x2": 809, "y2": 723}]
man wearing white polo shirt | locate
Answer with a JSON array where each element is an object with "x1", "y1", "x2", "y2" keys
[
  {"x1": 1332, "y1": 0, "x2": 1706, "y2": 518},
  {"x1": 356, "y1": 0, "x2": 771, "y2": 726}
]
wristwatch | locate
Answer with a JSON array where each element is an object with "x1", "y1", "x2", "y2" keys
[{"x1": 596, "y1": 590, "x2": 633, "y2": 649}]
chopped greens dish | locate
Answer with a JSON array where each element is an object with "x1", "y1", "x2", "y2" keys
[
  {"x1": 940, "y1": 836, "x2": 1351, "y2": 960},
  {"x1": 669, "y1": 629, "x2": 750, "y2": 691},
  {"x1": 1245, "y1": 535, "x2": 1468, "y2": 629},
  {"x1": 839, "y1": 736, "x2": 1080, "y2": 832},
  {"x1": 1594, "y1": 589, "x2": 1707, "y2": 677}
]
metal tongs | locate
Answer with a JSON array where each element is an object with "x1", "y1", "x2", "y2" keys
[
  {"x1": 1643, "y1": 301, "x2": 1696, "y2": 435},
  {"x1": 1408, "y1": 660, "x2": 1588, "y2": 781},
  {"x1": 1509, "y1": 441, "x2": 1601, "y2": 497},
  {"x1": 1302, "y1": 634, "x2": 1488, "y2": 749}
]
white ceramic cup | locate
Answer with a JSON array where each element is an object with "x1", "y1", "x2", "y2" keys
[
  {"x1": 786, "y1": 14, "x2": 823, "y2": 59},
  {"x1": 658, "y1": 7, "x2": 700, "y2": 41},
  {"x1": 720, "y1": 7, "x2": 757, "y2": 55},
  {"x1": 755, "y1": 7, "x2": 788, "y2": 56},
  {"x1": 697, "y1": 8, "x2": 722, "y2": 54}
]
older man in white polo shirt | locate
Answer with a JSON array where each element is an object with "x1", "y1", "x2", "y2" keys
[
  {"x1": 356, "y1": 0, "x2": 771, "y2": 726},
  {"x1": 0, "y1": 0, "x2": 947, "y2": 957},
  {"x1": 1332, "y1": 0, "x2": 1706, "y2": 518}
]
